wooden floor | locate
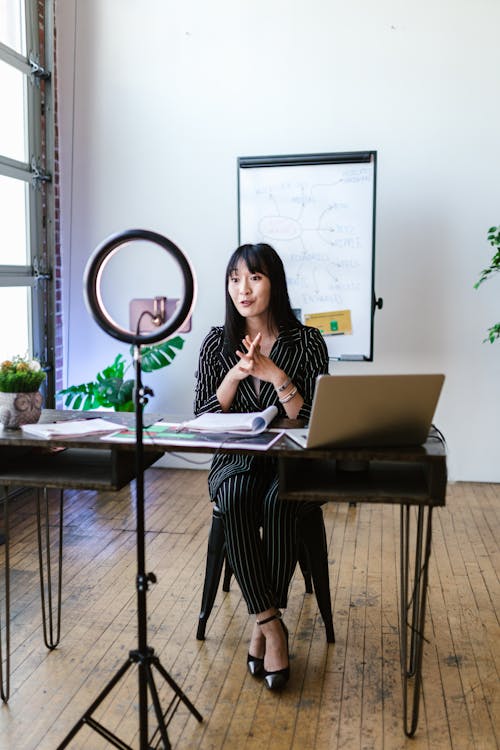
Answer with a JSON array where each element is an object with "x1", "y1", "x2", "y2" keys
[{"x1": 0, "y1": 469, "x2": 498, "y2": 750}]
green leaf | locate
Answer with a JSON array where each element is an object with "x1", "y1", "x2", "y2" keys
[
  {"x1": 167, "y1": 335, "x2": 185, "y2": 351},
  {"x1": 83, "y1": 394, "x2": 95, "y2": 410},
  {"x1": 60, "y1": 385, "x2": 97, "y2": 409},
  {"x1": 138, "y1": 337, "x2": 185, "y2": 373},
  {"x1": 485, "y1": 322, "x2": 500, "y2": 344},
  {"x1": 476, "y1": 227, "x2": 500, "y2": 289},
  {"x1": 72, "y1": 394, "x2": 83, "y2": 410},
  {"x1": 117, "y1": 379, "x2": 134, "y2": 405},
  {"x1": 475, "y1": 227, "x2": 500, "y2": 344},
  {"x1": 95, "y1": 377, "x2": 124, "y2": 407},
  {"x1": 487, "y1": 227, "x2": 500, "y2": 247},
  {"x1": 115, "y1": 400, "x2": 135, "y2": 412}
]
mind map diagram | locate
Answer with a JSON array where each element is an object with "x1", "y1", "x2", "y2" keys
[{"x1": 239, "y1": 160, "x2": 375, "y2": 357}]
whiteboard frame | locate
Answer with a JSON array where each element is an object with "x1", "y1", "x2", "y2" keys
[{"x1": 237, "y1": 151, "x2": 378, "y2": 361}]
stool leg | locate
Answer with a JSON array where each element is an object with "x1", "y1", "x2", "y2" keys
[
  {"x1": 298, "y1": 542, "x2": 313, "y2": 594},
  {"x1": 301, "y1": 507, "x2": 335, "y2": 643},
  {"x1": 196, "y1": 507, "x2": 226, "y2": 640},
  {"x1": 222, "y1": 556, "x2": 232, "y2": 592}
]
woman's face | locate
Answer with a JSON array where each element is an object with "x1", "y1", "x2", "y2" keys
[{"x1": 228, "y1": 259, "x2": 271, "y2": 322}]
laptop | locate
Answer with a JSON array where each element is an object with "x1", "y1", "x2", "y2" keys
[{"x1": 287, "y1": 373, "x2": 445, "y2": 448}]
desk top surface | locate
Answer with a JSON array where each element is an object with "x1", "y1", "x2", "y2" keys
[{"x1": 0, "y1": 409, "x2": 447, "y2": 464}]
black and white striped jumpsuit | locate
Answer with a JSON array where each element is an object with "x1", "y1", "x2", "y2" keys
[{"x1": 194, "y1": 324, "x2": 329, "y2": 614}]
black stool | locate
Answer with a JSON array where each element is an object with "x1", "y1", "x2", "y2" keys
[{"x1": 196, "y1": 503, "x2": 335, "y2": 643}]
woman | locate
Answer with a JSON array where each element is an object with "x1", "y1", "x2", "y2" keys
[{"x1": 194, "y1": 243, "x2": 329, "y2": 689}]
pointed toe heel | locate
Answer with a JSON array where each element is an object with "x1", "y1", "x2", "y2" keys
[
  {"x1": 257, "y1": 613, "x2": 290, "y2": 691},
  {"x1": 264, "y1": 665, "x2": 290, "y2": 690},
  {"x1": 247, "y1": 653, "x2": 264, "y2": 677}
]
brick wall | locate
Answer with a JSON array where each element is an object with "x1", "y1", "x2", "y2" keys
[
  {"x1": 38, "y1": 0, "x2": 62, "y2": 397},
  {"x1": 50, "y1": 0, "x2": 63, "y2": 395}
]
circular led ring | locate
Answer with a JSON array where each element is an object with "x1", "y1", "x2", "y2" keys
[{"x1": 84, "y1": 228, "x2": 196, "y2": 345}]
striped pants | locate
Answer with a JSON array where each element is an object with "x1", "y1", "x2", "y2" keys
[{"x1": 215, "y1": 460, "x2": 316, "y2": 614}]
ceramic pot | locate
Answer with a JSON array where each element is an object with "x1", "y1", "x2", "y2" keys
[{"x1": 0, "y1": 391, "x2": 43, "y2": 429}]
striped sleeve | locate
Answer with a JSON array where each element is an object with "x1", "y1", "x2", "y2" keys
[
  {"x1": 296, "y1": 326, "x2": 329, "y2": 421},
  {"x1": 194, "y1": 327, "x2": 225, "y2": 415}
]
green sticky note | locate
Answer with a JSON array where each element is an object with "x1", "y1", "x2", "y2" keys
[{"x1": 330, "y1": 320, "x2": 339, "y2": 332}]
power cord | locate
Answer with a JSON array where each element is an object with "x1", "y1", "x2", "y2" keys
[{"x1": 429, "y1": 423, "x2": 447, "y2": 451}]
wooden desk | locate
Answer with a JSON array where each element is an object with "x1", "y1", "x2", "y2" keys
[{"x1": 0, "y1": 411, "x2": 447, "y2": 737}]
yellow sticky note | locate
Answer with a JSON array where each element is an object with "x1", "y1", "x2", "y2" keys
[{"x1": 304, "y1": 309, "x2": 352, "y2": 335}]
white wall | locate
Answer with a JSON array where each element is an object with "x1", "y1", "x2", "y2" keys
[{"x1": 55, "y1": 0, "x2": 500, "y2": 482}]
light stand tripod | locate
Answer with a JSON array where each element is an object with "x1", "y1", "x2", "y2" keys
[{"x1": 57, "y1": 230, "x2": 201, "y2": 750}]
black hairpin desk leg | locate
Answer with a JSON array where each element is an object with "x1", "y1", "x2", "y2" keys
[
  {"x1": 0, "y1": 486, "x2": 11, "y2": 702},
  {"x1": 36, "y1": 488, "x2": 64, "y2": 649},
  {"x1": 400, "y1": 504, "x2": 433, "y2": 738}
]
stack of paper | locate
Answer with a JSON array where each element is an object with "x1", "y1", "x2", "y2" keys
[
  {"x1": 21, "y1": 418, "x2": 122, "y2": 439},
  {"x1": 181, "y1": 405, "x2": 278, "y2": 436}
]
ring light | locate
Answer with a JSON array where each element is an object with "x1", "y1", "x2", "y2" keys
[{"x1": 83, "y1": 228, "x2": 196, "y2": 345}]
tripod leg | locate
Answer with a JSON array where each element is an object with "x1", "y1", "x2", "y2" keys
[
  {"x1": 0, "y1": 486, "x2": 10, "y2": 702},
  {"x1": 36, "y1": 488, "x2": 64, "y2": 649},
  {"x1": 144, "y1": 662, "x2": 172, "y2": 750},
  {"x1": 152, "y1": 656, "x2": 203, "y2": 723},
  {"x1": 56, "y1": 650, "x2": 203, "y2": 749},
  {"x1": 56, "y1": 657, "x2": 134, "y2": 749}
]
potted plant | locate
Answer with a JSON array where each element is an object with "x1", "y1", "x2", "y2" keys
[
  {"x1": 475, "y1": 225, "x2": 500, "y2": 343},
  {"x1": 0, "y1": 354, "x2": 47, "y2": 429},
  {"x1": 58, "y1": 336, "x2": 184, "y2": 411}
]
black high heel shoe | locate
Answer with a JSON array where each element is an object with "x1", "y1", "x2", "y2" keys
[
  {"x1": 247, "y1": 652, "x2": 264, "y2": 677},
  {"x1": 247, "y1": 622, "x2": 265, "y2": 676},
  {"x1": 257, "y1": 612, "x2": 290, "y2": 690}
]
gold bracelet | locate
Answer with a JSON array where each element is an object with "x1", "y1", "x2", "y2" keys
[
  {"x1": 279, "y1": 386, "x2": 298, "y2": 404},
  {"x1": 276, "y1": 376, "x2": 291, "y2": 393}
]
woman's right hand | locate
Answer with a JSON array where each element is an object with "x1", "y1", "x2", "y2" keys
[
  {"x1": 216, "y1": 333, "x2": 261, "y2": 411},
  {"x1": 234, "y1": 332, "x2": 262, "y2": 380}
]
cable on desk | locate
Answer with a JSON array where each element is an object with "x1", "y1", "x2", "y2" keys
[
  {"x1": 140, "y1": 426, "x2": 245, "y2": 467},
  {"x1": 429, "y1": 424, "x2": 447, "y2": 451},
  {"x1": 164, "y1": 432, "x2": 265, "y2": 467},
  {"x1": 138, "y1": 426, "x2": 212, "y2": 466}
]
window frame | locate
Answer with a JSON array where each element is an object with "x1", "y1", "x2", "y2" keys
[{"x1": 0, "y1": 0, "x2": 55, "y2": 403}]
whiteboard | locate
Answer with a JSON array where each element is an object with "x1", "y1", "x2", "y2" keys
[{"x1": 238, "y1": 151, "x2": 378, "y2": 360}]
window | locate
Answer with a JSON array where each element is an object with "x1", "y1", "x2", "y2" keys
[{"x1": 0, "y1": 0, "x2": 55, "y2": 401}]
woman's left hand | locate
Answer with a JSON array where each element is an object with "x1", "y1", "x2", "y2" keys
[{"x1": 237, "y1": 332, "x2": 304, "y2": 418}]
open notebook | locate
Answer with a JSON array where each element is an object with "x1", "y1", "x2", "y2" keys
[{"x1": 287, "y1": 373, "x2": 445, "y2": 449}]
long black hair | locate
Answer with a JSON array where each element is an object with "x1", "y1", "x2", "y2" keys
[{"x1": 224, "y1": 243, "x2": 301, "y2": 351}]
